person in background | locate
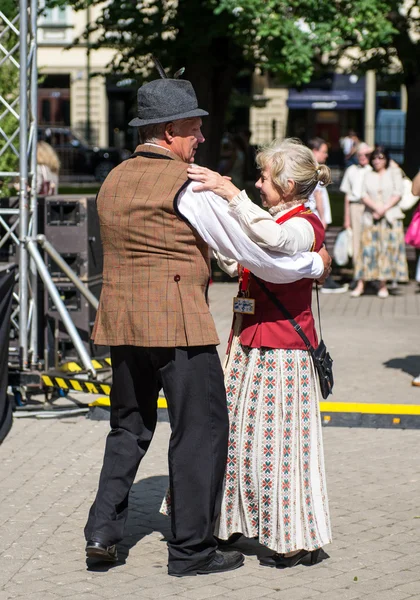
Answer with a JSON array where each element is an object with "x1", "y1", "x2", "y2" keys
[
  {"x1": 235, "y1": 128, "x2": 260, "y2": 204},
  {"x1": 36, "y1": 141, "x2": 60, "y2": 195},
  {"x1": 307, "y1": 137, "x2": 349, "y2": 294},
  {"x1": 412, "y1": 170, "x2": 420, "y2": 197},
  {"x1": 351, "y1": 146, "x2": 408, "y2": 299},
  {"x1": 340, "y1": 142, "x2": 373, "y2": 284},
  {"x1": 411, "y1": 171, "x2": 420, "y2": 387},
  {"x1": 340, "y1": 130, "x2": 359, "y2": 168},
  {"x1": 218, "y1": 133, "x2": 246, "y2": 189}
]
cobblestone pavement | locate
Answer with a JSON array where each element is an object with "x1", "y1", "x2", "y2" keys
[{"x1": 1, "y1": 283, "x2": 420, "y2": 599}]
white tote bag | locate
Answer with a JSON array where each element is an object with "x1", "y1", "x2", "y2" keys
[
  {"x1": 398, "y1": 177, "x2": 419, "y2": 212},
  {"x1": 333, "y1": 228, "x2": 353, "y2": 266}
]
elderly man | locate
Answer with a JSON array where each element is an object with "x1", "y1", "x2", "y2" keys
[
  {"x1": 84, "y1": 77, "x2": 331, "y2": 577},
  {"x1": 340, "y1": 142, "x2": 373, "y2": 281}
]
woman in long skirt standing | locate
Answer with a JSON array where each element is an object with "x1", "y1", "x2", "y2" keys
[
  {"x1": 350, "y1": 145, "x2": 408, "y2": 298},
  {"x1": 187, "y1": 138, "x2": 332, "y2": 567}
]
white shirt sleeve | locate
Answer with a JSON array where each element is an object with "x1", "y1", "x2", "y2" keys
[
  {"x1": 339, "y1": 167, "x2": 352, "y2": 195},
  {"x1": 213, "y1": 251, "x2": 238, "y2": 278},
  {"x1": 228, "y1": 191, "x2": 315, "y2": 254},
  {"x1": 177, "y1": 182, "x2": 324, "y2": 284}
]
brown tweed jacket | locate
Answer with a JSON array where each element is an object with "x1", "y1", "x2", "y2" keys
[{"x1": 92, "y1": 144, "x2": 220, "y2": 347}]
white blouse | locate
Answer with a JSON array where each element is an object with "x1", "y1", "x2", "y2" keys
[
  {"x1": 340, "y1": 163, "x2": 372, "y2": 202},
  {"x1": 178, "y1": 183, "x2": 321, "y2": 283},
  {"x1": 228, "y1": 191, "x2": 315, "y2": 255}
]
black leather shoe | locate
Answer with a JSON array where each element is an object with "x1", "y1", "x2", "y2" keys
[
  {"x1": 85, "y1": 540, "x2": 118, "y2": 562},
  {"x1": 260, "y1": 548, "x2": 321, "y2": 568},
  {"x1": 168, "y1": 550, "x2": 244, "y2": 577}
]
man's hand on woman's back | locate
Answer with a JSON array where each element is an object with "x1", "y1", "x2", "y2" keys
[{"x1": 317, "y1": 246, "x2": 332, "y2": 284}]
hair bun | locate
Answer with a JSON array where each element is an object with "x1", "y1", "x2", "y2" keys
[{"x1": 316, "y1": 164, "x2": 332, "y2": 186}]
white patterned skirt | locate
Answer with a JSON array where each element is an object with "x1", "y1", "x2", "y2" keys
[{"x1": 216, "y1": 337, "x2": 332, "y2": 553}]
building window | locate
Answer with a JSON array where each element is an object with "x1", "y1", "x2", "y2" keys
[
  {"x1": 38, "y1": 1, "x2": 72, "y2": 44},
  {"x1": 38, "y1": 75, "x2": 71, "y2": 126},
  {"x1": 41, "y1": 6, "x2": 68, "y2": 25}
]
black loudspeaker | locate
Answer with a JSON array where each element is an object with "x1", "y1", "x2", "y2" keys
[
  {"x1": 44, "y1": 196, "x2": 102, "y2": 281},
  {"x1": 41, "y1": 195, "x2": 105, "y2": 363},
  {"x1": 2, "y1": 195, "x2": 107, "y2": 366},
  {"x1": 0, "y1": 195, "x2": 101, "y2": 279},
  {"x1": 44, "y1": 275, "x2": 105, "y2": 365}
]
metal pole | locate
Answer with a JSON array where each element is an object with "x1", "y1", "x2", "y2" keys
[
  {"x1": 86, "y1": 2, "x2": 91, "y2": 144},
  {"x1": 18, "y1": 0, "x2": 29, "y2": 368},
  {"x1": 364, "y1": 70, "x2": 376, "y2": 148},
  {"x1": 36, "y1": 235, "x2": 99, "y2": 310},
  {"x1": 25, "y1": 238, "x2": 97, "y2": 377},
  {"x1": 29, "y1": 0, "x2": 38, "y2": 366}
]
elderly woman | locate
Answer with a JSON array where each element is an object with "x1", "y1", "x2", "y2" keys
[
  {"x1": 351, "y1": 146, "x2": 408, "y2": 298},
  {"x1": 186, "y1": 138, "x2": 332, "y2": 568}
]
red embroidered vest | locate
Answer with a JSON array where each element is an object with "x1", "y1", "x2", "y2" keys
[{"x1": 239, "y1": 209, "x2": 325, "y2": 350}]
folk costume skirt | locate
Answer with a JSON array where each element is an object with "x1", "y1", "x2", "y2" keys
[
  {"x1": 355, "y1": 217, "x2": 409, "y2": 283},
  {"x1": 216, "y1": 329, "x2": 332, "y2": 553}
]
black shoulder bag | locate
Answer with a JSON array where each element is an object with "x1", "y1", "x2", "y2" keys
[{"x1": 253, "y1": 277, "x2": 334, "y2": 399}]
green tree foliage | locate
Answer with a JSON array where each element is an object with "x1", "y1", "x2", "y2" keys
[
  {"x1": 0, "y1": 6, "x2": 20, "y2": 196},
  {"x1": 54, "y1": 0, "x2": 249, "y2": 166},
  {"x1": 51, "y1": 0, "x2": 420, "y2": 172},
  {"x1": 0, "y1": 0, "x2": 18, "y2": 19},
  {"x1": 217, "y1": 0, "x2": 420, "y2": 174},
  {"x1": 217, "y1": 0, "x2": 398, "y2": 82}
]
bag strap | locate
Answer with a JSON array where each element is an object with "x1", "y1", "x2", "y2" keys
[
  {"x1": 314, "y1": 283, "x2": 323, "y2": 340},
  {"x1": 252, "y1": 275, "x2": 315, "y2": 352}
]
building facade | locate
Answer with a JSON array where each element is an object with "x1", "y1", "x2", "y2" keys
[
  {"x1": 37, "y1": 3, "x2": 120, "y2": 149},
  {"x1": 249, "y1": 70, "x2": 407, "y2": 166}
]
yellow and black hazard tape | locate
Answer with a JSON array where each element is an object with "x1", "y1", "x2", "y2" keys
[
  {"x1": 59, "y1": 358, "x2": 112, "y2": 373},
  {"x1": 41, "y1": 373, "x2": 111, "y2": 396},
  {"x1": 41, "y1": 372, "x2": 163, "y2": 405},
  {"x1": 39, "y1": 377, "x2": 420, "y2": 429},
  {"x1": 89, "y1": 397, "x2": 168, "y2": 409}
]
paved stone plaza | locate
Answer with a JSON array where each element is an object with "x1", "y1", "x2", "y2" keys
[{"x1": 1, "y1": 282, "x2": 420, "y2": 599}]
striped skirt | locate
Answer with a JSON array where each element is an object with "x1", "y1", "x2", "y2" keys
[{"x1": 216, "y1": 335, "x2": 332, "y2": 553}]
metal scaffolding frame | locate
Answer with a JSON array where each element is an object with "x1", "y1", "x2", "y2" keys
[{"x1": 0, "y1": 0, "x2": 97, "y2": 378}]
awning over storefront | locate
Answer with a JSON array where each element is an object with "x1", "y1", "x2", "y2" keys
[{"x1": 287, "y1": 74, "x2": 365, "y2": 110}]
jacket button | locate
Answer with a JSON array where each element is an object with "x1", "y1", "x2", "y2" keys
[{"x1": 174, "y1": 274, "x2": 181, "y2": 282}]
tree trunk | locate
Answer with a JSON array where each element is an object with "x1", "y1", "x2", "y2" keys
[
  {"x1": 183, "y1": 37, "x2": 243, "y2": 169},
  {"x1": 403, "y1": 77, "x2": 420, "y2": 179},
  {"x1": 189, "y1": 65, "x2": 237, "y2": 169}
]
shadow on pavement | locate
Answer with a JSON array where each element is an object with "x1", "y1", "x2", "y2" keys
[
  {"x1": 226, "y1": 536, "x2": 330, "y2": 567},
  {"x1": 86, "y1": 474, "x2": 170, "y2": 572},
  {"x1": 383, "y1": 355, "x2": 420, "y2": 378},
  {"x1": 86, "y1": 478, "x2": 332, "y2": 571}
]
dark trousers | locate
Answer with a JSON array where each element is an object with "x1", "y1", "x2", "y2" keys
[{"x1": 84, "y1": 344, "x2": 229, "y2": 573}]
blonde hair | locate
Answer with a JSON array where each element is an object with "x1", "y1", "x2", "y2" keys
[
  {"x1": 256, "y1": 138, "x2": 332, "y2": 201},
  {"x1": 37, "y1": 141, "x2": 60, "y2": 174}
]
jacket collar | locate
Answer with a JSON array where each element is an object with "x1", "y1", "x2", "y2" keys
[{"x1": 134, "y1": 143, "x2": 184, "y2": 163}]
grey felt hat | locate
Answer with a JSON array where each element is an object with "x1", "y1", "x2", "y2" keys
[{"x1": 128, "y1": 78, "x2": 209, "y2": 127}]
